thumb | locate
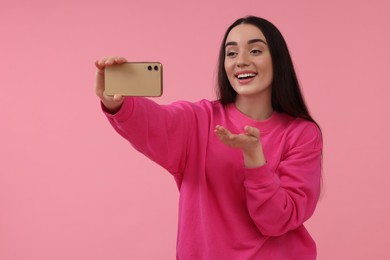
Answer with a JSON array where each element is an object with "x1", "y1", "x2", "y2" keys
[
  {"x1": 113, "y1": 94, "x2": 124, "y2": 102},
  {"x1": 244, "y1": 126, "x2": 260, "y2": 138}
]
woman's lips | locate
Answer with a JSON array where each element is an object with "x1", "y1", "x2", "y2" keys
[
  {"x1": 235, "y1": 71, "x2": 257, "y2": 84},
  {"x1": 236, "y1": 76, "x2": 256, "y2": 84}
]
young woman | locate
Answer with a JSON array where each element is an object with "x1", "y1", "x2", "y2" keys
[{"x1": 95, "y1": 16, "x2": 322, "y2": 260}]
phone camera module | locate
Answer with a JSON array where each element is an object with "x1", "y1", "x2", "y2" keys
[
  {"x1": 154, "y1": 65, "x2": 159, "y2": 71},
  {"x1": 148, "y1": 65, "x2": 152, "y2": 71}
]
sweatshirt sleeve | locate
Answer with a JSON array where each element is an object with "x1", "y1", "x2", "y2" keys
[
  {"x1": 102, "y1": 97, "x2": 195, "y2": 180},
  {"x1": 243, "y1": 122, "x2": 323, "y2": 237}
]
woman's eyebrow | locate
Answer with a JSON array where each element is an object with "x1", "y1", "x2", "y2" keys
[
  {"x1": 248, "y1": 39, "x2": 267, "y2": 45},
  {"x1": 225, "y1": 38, "x2": 267, "y2": 47}
]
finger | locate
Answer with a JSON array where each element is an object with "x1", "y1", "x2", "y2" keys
[
  {"x1": 244, "y1": 126, "x2": 260, "y2": 138},
  {"x1": 214, "y1": 125, "x2": 223, "y2": 135},
  {"x1": 215, "y1": 131, "x2": 231, "y2": 144},
  {"x1": 215, "y1": 125, "x2": 232, "y2": 136},
  {"x1": 115, "y1": 56, "x2": 128, "y2": 64},
  {"x1": 95, "y1": 57, "x2": 111, "y2": 74},
  {"x1": 95, "y1": 58, "x2": 107, "y2": 71},
  {"x1": 95, "y1": 67, "x2": 105, "y2": 98},
  {"x1": 96, "y1": 86, "x2": 105, "y2": 99},
  {"x1": 215, "y1": 127, "x2": 237, "y2": 147},
  {"x1": 96, "y1": 56, "x2": 126, "y2": 75},
  {"x1": 98, "y1": 57, "x2": 109, "y2": 67},
  {"x1": 106, "y1": 56, "x2": 128, "y2": 67},
  {"x1": 214, "y1": 126, "x2": 227, "y2": 140},
  {"x1": 113, "y1": 94, "x2": 124, "y2": 102},
  {"x1": 215, "y1": 129, "x2": 229, "y2": 140},
  {"x1": 105, "y1": 56, "x2": 117, "y2": 66}
]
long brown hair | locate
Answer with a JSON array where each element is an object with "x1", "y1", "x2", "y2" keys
[{"x1": 217, "y1": 16, "x2": 318, "y2": 126}]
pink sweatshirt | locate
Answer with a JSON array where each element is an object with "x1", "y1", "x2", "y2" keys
[{"x1": 103, "y1": 97, "x2": 323, "y2": 260}]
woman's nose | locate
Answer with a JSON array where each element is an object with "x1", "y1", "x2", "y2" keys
[{"x1": 236, "y1": 52, "x2": 249, "y2": 67}]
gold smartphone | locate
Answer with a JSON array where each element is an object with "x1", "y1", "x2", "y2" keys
[{"x1": 104, "y1": 62, "x2": 163, "y2": 97}]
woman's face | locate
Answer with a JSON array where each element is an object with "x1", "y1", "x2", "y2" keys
[{"x1": 224, "y1": 24, "x2": 273, "y2": 100}]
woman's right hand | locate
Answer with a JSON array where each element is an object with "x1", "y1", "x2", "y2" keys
[{"x1": 94, "y1": 56, "x2": 128, "y2": 113}]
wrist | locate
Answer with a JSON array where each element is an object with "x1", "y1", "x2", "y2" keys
[
  {"x1": 243, "y1": 144, "x2": 266, "y2": 168},
  {"x1": 102, "y1": 100, "x2": 123, "y2": 114}
]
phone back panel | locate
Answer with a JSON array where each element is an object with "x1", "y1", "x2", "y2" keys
[{"x1": 105, "y1": 62, "x2": 162, "y2": 97}]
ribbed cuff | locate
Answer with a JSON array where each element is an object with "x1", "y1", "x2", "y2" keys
[
  {"x1": 101, "y1": 97, "x2": 135, "y2": 123},
  {"x1": 244, "y1": 163, "x2": 279, "y2": 188}
]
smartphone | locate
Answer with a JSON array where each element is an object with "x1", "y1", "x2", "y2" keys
[{"x1": 104, "y1": 62, "x2": 163, "y2": 97}]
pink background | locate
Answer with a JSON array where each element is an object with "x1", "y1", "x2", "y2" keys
[{"x1": 1, "y1": 0, "x2": 389, "y2": 259}]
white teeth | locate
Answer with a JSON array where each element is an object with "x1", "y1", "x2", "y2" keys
[{"x1": 237, "y1": 73, "x2": 256, "y2": 79}]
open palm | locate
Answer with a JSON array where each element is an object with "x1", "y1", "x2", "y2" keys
[{"x1": 214, "y1": 125, "x2": 261, "y2": 152}]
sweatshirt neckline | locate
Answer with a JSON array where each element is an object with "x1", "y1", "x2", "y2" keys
[{"x1": 226, "y1": 103, "x2": 283, "y2": 134}]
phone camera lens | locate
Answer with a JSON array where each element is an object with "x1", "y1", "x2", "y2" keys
[
  {"x1": 148, "y1": 65, "x2": 152, "y2": 71},
  {"x1": 154, "y1": 65, "x2": 159, "y2": 71}
]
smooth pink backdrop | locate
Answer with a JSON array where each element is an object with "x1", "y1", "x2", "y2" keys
[{"x1": 1, "y1": 0, "x2": 389, "y2": 259}]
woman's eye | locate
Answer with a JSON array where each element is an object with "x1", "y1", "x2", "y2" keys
[
  {"x1": 226, "y1": 51, "x2": 237, "y2": 57},
  {"x1": 250, "y1": 49, "x2": 262, "y2": 55}
]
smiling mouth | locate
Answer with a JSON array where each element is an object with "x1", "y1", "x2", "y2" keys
[{"x1": 236, "y1": 73, "x2": 257, "y2": 80}]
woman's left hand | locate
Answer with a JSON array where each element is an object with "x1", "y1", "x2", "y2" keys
[
  {"x1": 214, "y1": 125, "x2": 266, "y2": 168},
  {"x1": 214, "y1": 125, "x2": 259, "y2": 151}
]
